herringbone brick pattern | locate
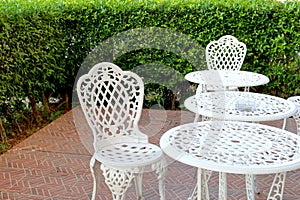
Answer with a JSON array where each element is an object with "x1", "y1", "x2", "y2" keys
[{"x1": 0, "y1": 107, "x2": 299, "y2": 200}]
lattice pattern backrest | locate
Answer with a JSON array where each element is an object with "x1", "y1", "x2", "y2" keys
[
  {"x1": 206, "y1": 35, "x2": 247, "y2": 71},
  {"x1": 77, "y1": 62, "x2": 145, "y2": 141}
]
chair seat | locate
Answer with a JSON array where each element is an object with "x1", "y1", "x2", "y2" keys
[{"x1": 95, "y1": 142, "x2": 163, "y2": 168}]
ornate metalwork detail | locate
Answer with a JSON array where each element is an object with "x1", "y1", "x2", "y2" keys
[
  {"x1": 245, "y1": 174, "x2": 255, "y2": 200},
  {"x1": 206, "y1": 35, "x2": 247, "y2": 71},
  {"x1": 162, "y1": 121, "x2": 300, "y2": 172},
  {"x1": 267, "y1": 172, "x2": 286, "y2": 200},
  {"x1": 219, "y1": 172, "x2": 227, "y2": 200},
  {"x1": 101, "y1": 164, "x2": 136, "y2": 200},
  {"x1": 185, "y1": 91, "x2": 296, "y2": 122},
  {"x1": 77, "y1": 62, "x2": 165, "y2": 200}
]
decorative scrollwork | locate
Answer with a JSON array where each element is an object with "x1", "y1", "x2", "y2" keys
[
  {"x1": 166, "y1": 121, "x2": 300, "y2": 170},
  {"x1": 101, "y1": 164, "x2": 136, "y2": 200},
  {"x1": 77, "y1": 62, "x2": 145, "y2": 142},
  {"x1": 206, "y1": 35, "x2": 247, "y2": 71},
  {"x1": 77, "y1": 62, "x2": 165, "y2": 200},
  {"x1": 267, "y1": 172, "x2": 286, "y2": 200}
]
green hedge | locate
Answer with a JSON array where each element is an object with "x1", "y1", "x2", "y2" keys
[{"x1": 0, "y1": 0, "x2": 300, "y2": 139}]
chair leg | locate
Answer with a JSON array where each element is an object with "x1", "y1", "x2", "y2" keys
[
  {"x1": 134, "y1": 173, "x2": 144, "y2": 200},
  {"x1": 152, "y1": 159, "x2": 166, "y2": 200},
  {"x1": 90, "y1": 157, "x2": 102, "y2": 200},
  {"x1": 101, "y1": 164, "x2": 135, "y2": 200},
  {"x1": 157, "y1": 169, "x2": 166, "y2": 200}
]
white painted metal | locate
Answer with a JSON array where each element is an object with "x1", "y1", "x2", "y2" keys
[
  {"x1": 203, "y1": 35, "x2": 247, "y2": 92},
  {"x1": 267, "y1": 172, "x2": 286, "y2": 200},
  {"x1": 184, "y1": 70, "x2": 269, "y2": 88},
  {"x1": 185, "y1": 91, "x2": 296, "y2": 198},
  {"x1": 161, "y1": 121, "x2": 300, "y2": 173},
  {"x1": 206, "y1": 35, "x2": 247, "y2": 71},
  {"x1": 160, "y1": 121, "x2": 300, "y2": 200},
  {"x1": 77, "y1": 62, "x2": 165, "y2": 200},
  {"x1": 219, "y1": 172, "x2": 227, "y2": 200},
  {"x1": 287, "y1": 96, "x2": 300, "y2": 135},
  {"x1": 185, "y1": 91, "x2": 296, "y2": 122},
  {"x1": 187, "y1": 35, "x2": 251, "y2": 120},
  {"x1": 185, "y1": 70, "x2": 270, "y2": 122},
  {"x1": 245, "y1": 174, "x2": 255, "y2": 200}
]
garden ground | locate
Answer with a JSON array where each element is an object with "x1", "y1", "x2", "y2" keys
[{"x1": 0, "y1": 107, "x2": 299, "y2": 199}]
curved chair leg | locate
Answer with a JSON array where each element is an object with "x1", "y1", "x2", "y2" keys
[
  {"x1": 101, "y1": 164, "x2": 135, "y2": 200},
  {"x1": 152, "y1": 159, "x2": 166, "y2": 200},
  {"x1": 90, "y1": 157, "x2": 102, "y2": 200},
  {"x1": 134, "y1": 173, "x2": 144, "y2": 200},
  {"x1": 158, "y1": 168, "x2": 166, "y2": 200}
]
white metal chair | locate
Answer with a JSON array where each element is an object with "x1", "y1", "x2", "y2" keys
[
  {"x1": 287, "y1": 96, "x2": 300, "y2": 135},
  {"x1": 192, "y1": 35, "x2": 247, "y2": 121},
  {"x1": 206, "y1": 35, "x2": 247, "y2": 71},
  {"x1": 205, "y1": 35, "x2": 247, "y2": 91},
  {"x1": 76, "y1": 62, "x2": 166, "y2": 200}
]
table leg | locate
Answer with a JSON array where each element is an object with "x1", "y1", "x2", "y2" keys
[
  {"x1": 245, "y1": 174, "x2": 255, "y2": 200},
  {"x1": 197, "y1": 168, "x2": 210, "y2": 200},
  {"x1": 188, "y1": 169, "x2": 212, "y2": 200},
  {"x1": 282, "y1": 118, "x2": 287, "y2": 130},
  {"x1": 219, "y1": 172, "x2": 227, "y2": 200},
  {"x1": 197, "y1": 168, "x2": 202, "y2": 200},
  {"x1": 267, "y1": 172, "x2": 286, "y2": 200}
]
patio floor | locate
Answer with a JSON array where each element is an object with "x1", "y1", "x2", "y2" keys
[{"x1": 0, "y1": 107, "x2": 299, "y2": 200}]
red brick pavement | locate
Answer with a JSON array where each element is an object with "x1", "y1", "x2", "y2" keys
[{"x1": 0, "y1": 107, "x2": 299, "y2": 200}]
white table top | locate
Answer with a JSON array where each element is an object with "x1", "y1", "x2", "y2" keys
[
  {"x1": 160, "y1": 121, "x2": 300, "y2": 174},
  {"x1": 184, "y1": 91, "x2": 296, "y2": 122},
  {"x1": 184, "y1": 70, "x2": 270, "y2": 87}
]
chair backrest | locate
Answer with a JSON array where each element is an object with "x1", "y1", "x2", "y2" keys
[
  {"x1": 206, "y1": 35, "x2": 247, "y2": 71},
  {"x1": 77, "y1": 62, "x2": 146, "y2": 143}
]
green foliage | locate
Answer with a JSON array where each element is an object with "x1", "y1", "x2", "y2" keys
[
  {"x1": 0, "y1": 0, "x2": 300, "y2": 141},
  {"x1": 0, "y1": 143, "x2": 8, "y2": 154}
]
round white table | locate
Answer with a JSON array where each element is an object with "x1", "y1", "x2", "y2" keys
[
  {"x1": 160, "y1": 121, "x2": 300, "y2": 200},
  {"x1": 184, "y1": 91, "x2": 297, "y2": 125},
  {"x1": 184, "y1": 70, "x2": 270, "y2": 90}
]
